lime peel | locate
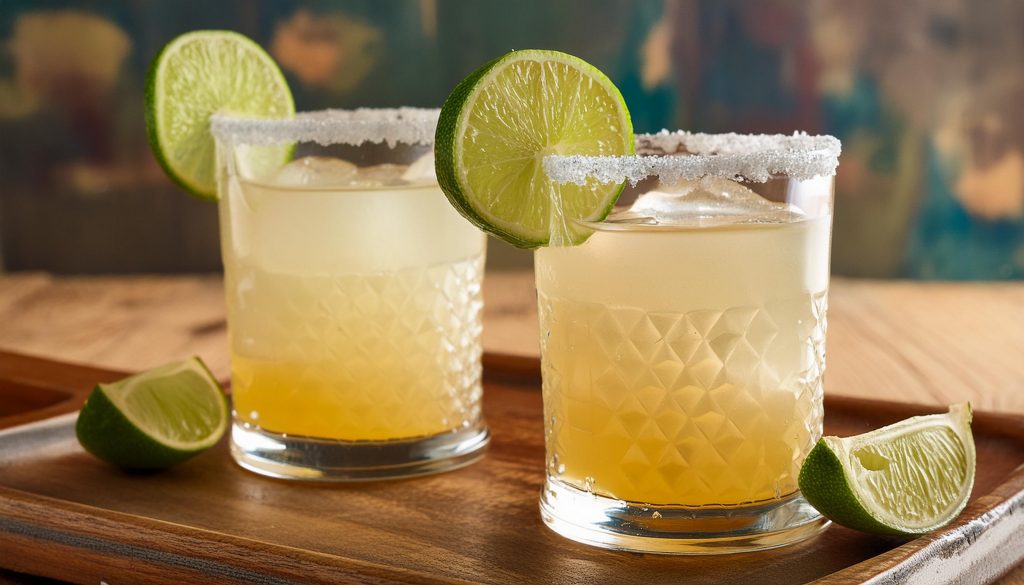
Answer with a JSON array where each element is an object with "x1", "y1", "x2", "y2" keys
[
  {"x1": 145, "y1": 30, "x2": 295, "y2": 200},
  {"x1": 799, "y1": 403, "x2": 975, "y2": 536},
  {"x1": 434, "y1": 49, "x2": 634, "y2": 249},
  {"x1": 76, "y1": 357, "x2": 228, "y2": 470}
]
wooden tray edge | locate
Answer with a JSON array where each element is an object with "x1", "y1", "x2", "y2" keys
[
  {"x1": 2, "y1": 349, "x2": 1023, "y2": 584},
  {"x1": 0, "y1": 486, "x2": 473, "y2": 585},
  {"x1": 821, "y1": 467, "x2": 1024, "y2": 584}
]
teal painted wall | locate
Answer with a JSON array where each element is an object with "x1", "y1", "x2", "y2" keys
[{"x1": 1, "y1": 1, "x2": 1023, "y2": 278}]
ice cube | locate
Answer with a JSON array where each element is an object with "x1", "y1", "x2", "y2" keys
[
  {"x1": 272, "y1": 156, "x2": 358, "y2": 187},
  {"x1": 347, "y1": 163, "x2": 409, "y2": 188},
  {"x1": 401, "y1": 151, "x2": 436, "y2": 184},
  {"x1": 621, "y1": 177, "x2": 801, "y2": 226}
]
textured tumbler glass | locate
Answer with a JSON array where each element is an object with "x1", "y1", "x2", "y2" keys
[
  {"x1": 211, "y1": 109, "x2": 489, "y2": 481},
  {"x1": 536, "y1": 131, "x2": 840, "y2": 553}
]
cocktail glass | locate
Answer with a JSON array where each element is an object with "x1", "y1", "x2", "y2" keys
[
  {"x1": 210, "y1": 109, "x2": 489, "y2": 480},
  {"x1": 537, "y1": 131, "x2": 840, "y2": 553}
]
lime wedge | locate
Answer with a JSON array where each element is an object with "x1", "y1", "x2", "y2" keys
[
  {"x1": 798, "y1": 403, "x2": 975, "y2": 535},
  {"x1": 434, "y1": 50, "x2": 634, "y2": 248},
  {"x1": 145, "y1": 30, "x2": 294, "y2": 200},
  {"x1": 75, "y1": 357, "x2": 228, "y2": 470}
]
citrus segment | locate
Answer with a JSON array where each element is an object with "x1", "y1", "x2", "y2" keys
[
  {"x1": 435, "y1": 50, "x2": 634, "y2": 248},
  {"x1": 76, "y1": 357, "x2": 228, "y2": 470},
  {"x1": 145, "y1": 30, "x2": 294, "y2": 199},
  {"x1": 798, "y1": 403, "x2": 975, "y2": 535}
]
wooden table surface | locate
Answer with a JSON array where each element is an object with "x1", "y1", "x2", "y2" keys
[
  {"x1": 2, "y1": 271, "x2": 1024, "y2": 416},
  {"x1": 1, "y1": 270, "x2": 1023, "y2": 583}
]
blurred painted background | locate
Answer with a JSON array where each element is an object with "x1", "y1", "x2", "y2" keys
[{"x1": 1, "y1": 0, "x2": 1022, "y2": 278}]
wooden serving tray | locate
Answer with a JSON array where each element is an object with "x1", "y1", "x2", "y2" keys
[{"x1": 0, "y1": 350, "x2": 1022, "y2": 584}]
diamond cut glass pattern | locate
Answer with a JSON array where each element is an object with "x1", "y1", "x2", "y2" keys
[
  {"x1": 215, "y1": 109, "x2": 490, "y2": 480},
  {"x1": 540, "y1": 291, "x2": 828, "y2": 506},
  {"x1": 230, "y1": 255, "x2": 484, "y2": 441},
  {"x1": 534, "y1": 135, "x2": 836, "y2": 552}
]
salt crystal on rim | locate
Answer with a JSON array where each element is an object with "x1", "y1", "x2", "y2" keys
[
  {"x1": 544, "y1": 130, "x2": 841, "y2": 184},
  {"x1": 210, "y1": 108, "x2": 440, "y2": 147}
]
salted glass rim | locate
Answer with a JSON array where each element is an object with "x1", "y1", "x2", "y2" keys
[
  {"x1": 210, "y1": 107, "x2": 440, "y2": 147},
  {"x1": 544, "y1": 130, "x2": 841, "y2": 185}
]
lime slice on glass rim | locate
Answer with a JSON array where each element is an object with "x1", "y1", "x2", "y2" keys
[
  {"x1": 434, "y1": 50, "x2": 634, "y2": 248},
  {"x1": 798, "y1": 403, "x2": 975, "y2": 536},
  {"x1": 145, "y1": 30, "x2": 294, "y2": 200},
  {"x1": 76, "y1": 357, "x2": 229, "y2": 470}
]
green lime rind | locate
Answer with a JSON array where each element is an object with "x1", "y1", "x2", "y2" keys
[
  {"x1": 435, "y1": 49, "x2": 634, "y2": 249},
  {"x1": 799, "y1": 439, "x2": 913, "y2": 536},
  {"x1": 798, "y1": 403, "x2": 975, "y2": 536},
  {"x1": 435, "y1": 54, "x2": 506, "y2": 237},
  {"x1": 144, "y1": 30, "x2": 294, "y2": 200},
  {"x1": 75, "y1": 357, "x2": 228, "y2": 470}
]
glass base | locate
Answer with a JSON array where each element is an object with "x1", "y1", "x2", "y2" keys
[
  {"x1": 540, "y1": 478, "x2": 829, "y2": 555},
  {"x1": 230, "y1": 421, "x2": 490, "y2": 481}
]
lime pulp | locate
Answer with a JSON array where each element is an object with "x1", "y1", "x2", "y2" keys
[
  {"x1": 145, "y1": 30, "x2": 294, "y2": 200},
  {"x1": 75, "y1": 357, "x2": 228, "y2": 470},
  {"x1": 798, "y1": 403, "x2": 975, "y2": 536},
  {"x1": 434, "y1": 50, "x2": 634, "y2": 248}
]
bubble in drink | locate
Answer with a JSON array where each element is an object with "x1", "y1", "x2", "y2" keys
[{"x1": 272, "y1": 156, "x2": 358, "y2": 187}]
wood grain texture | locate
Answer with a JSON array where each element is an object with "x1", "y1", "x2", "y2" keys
[
  {"x1": 1, "y1": 272, "x2": 1023, "y2": 416},
  {"x1": 2, "y1": 272, "x2": 1024, "y2": 583},
  {"x1": 0, "y1": 273, "x2": 228, "y2": 379},
  {"x1": 0, "y1": 352, "x2": 1023, "y2": 585}
]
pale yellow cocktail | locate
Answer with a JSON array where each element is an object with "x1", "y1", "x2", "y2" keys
[
  {"x1": 223, "y1": 178, "x2": 485, "y2": 441},
  {"x1": 213, "y1": 109, "x2": 490, "y2": 480},
  {"x1": 536, "y1": 184, "x2": 831, "y2": 505},
  {"x1": 535, "y1": 158, "x2": 838, "y2": 552}
]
